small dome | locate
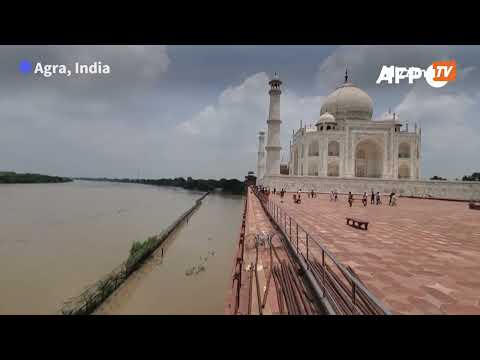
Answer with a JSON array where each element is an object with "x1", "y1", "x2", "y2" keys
[
  {"x1": 380, "y1": 111, "x2": 401, "y2": 123},
  {"x1": 320, "y1": 82, "x2": 373, "y2": 121},
  {"x1": 316, "y1": 111, "x2": 336, "y2": 125}
]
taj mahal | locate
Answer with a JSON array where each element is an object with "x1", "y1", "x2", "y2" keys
[{"x1": 256, "y1": 72, "x2": 480, "y2": 201}]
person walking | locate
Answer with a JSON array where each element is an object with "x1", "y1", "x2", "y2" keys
[
  {"x1": 376, "y1": 192, "x2": 381, "y2": 205},
  {"x1": 334, "y1": 190, "x2": 338, "y2": 202},
  {"x1": 296, "y1": 189, "x2": 301, "y2": 203},
  {"x1": 362, "y1": 192, "x2": 368, "y2": 207},
  {"x1": 391, "y1": 193, "x2": 397, "y2": 206},
  {"x1": 389, "y1": 191, "x2": 394, "y2": 206},
  {"x1": 348, "y1": 192, "x2": 353, "y2": 207}
]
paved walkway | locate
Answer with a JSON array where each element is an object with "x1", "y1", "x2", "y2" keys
[{"x1": 271, "y1": 193, "x2": 480, "y2": 314}]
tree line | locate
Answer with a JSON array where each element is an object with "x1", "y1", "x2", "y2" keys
[
  {"x1": 0, "y1": 172, "x2": 72, "y2": 184},
  {"x1": 429, "y1": 172, "x2": 480, "y2": 181},
  {"x1": 76, "y1": 176, "x2": 246, "y2": 194}
]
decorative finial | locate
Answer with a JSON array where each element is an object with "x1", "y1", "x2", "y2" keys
[{"x1": 344, "y1": 67, "x2": 348, "y2": 83}]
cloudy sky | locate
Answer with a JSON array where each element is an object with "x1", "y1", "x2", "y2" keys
[{"x1": 0, "y1": 45, "x2": 478, "y2": 180}]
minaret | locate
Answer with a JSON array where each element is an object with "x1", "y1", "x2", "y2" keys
[
  {"x1": 265, "y1": 73, "x2": 282, "y2": 177},
  {"x1": 256, "y1": 131, "x2": 266, "y2": 180}
]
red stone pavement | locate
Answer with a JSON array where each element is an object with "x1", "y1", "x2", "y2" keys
[{"x1": 270, "y1": 193, "x2": 480, "y2": 314}]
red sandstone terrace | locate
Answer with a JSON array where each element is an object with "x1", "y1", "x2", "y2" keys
[{"x1": 267, "y1": 192, "x2": 480, "y2": 314}]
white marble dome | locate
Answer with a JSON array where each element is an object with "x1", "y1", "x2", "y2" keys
[{"x1": 320, "y1": 83, "x2": 373, "y2": 121}]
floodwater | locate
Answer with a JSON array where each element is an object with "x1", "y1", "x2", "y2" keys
[
  {"x1": 95, "y1": 192, "x2": 244, "y2": 315},
  {"x1": 0, "y1": 180, "x2": 243, "y2": 314}
]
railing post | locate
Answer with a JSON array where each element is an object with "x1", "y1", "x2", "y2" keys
[
  {"x1": 352, "y1": 282, "x2": 356, "y2": 314},
  {"x1": 306, "y1": 233, "x2": 309, "y2": 268},
  {"x1": 296, "y1": 223, "x2": 299, "y2": 253},
  {"x1": 289, "y1": 217, "x2": 292, "y2": 241},
  {"x1": 322, "y1": 249, "x2": 325, "y2": 293}
]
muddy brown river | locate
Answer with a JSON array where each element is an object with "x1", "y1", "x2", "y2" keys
[{"x1": 0, "y1": 180, "x2": 243, "y2": 314}]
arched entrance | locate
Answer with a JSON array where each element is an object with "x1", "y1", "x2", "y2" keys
[
  {"x1": 398, "y1": 164, "x2": 410, "y2": 179},
  {"x1": 309, "y1": 140, "x2": 319, "y2": 156},
  {"x1": 327, "y1": 161, "x2": 339, "y2": 177},
  {"x1": 355, "y1": 139, "x2": 383, "y2": 178},
  {"x1": 328, "y1": 141, "x2": 340, "y2": 156},
  {"x1": 308, "y1": 162, "x2": 318, "y2": 176},
  {"x1": 399, "y1": 142, "x2": 410, "y2": 158}
]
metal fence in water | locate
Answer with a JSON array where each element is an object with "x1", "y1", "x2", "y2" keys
[{"x1": 60, "y1": 192, "x2": 209, "y2": 315}]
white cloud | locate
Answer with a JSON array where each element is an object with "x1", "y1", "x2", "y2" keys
[
  {"x1": 173, "y1": 72, "x2": 324, "y2": 178},
  {"x1": 395, "y1": 85, "x2": 480, "y2": 179},
  {"x1": 315, "y1": 45, "x2": 451, "y2": 91}
]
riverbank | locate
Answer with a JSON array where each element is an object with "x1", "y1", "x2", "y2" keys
[{"x1": 0, "y1": 172, "x2": 72, "y2": 184}]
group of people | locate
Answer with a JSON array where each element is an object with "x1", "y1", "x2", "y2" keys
[
  {"x1": 329, "y1": 190, "x2": 339, "y2": 202},
  {"x1": 268, "y1": 187, "x2": 286, "y2": 197},
  {"x1": 255, "y1": 185, "x2": 397, "y2": 208},
  {"x1": 347, "y1": 190, "x2": 397, "y2": 208}
]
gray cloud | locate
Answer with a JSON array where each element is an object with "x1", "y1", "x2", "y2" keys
[
  {"x1": 0, "y1": 46, "x2": 170, "y2": 178},
  {"x1": 0, "y1": 45, "x2": 478, "y2": 180}
]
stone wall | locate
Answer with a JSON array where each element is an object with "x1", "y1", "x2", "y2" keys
[{"x1": 258, "y1": 175, "x2": 480, "y2": 201}]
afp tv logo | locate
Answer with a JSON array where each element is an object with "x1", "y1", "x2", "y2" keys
[{"x1": 376, "y1": 60, "x2": 456, "y2": 88}]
